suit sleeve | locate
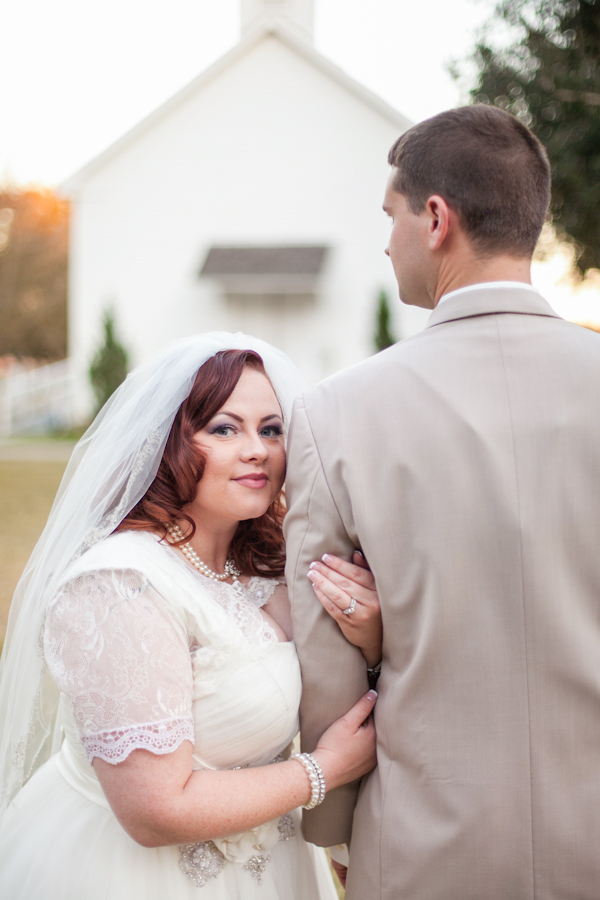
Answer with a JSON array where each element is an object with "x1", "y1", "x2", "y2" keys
[{"x1": 284, "y1": 397, "x2": 369, "y2": 846}]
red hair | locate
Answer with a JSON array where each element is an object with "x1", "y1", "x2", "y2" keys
[{"x1": 118, "y1": 349, "x2": 286, "y2": 577}]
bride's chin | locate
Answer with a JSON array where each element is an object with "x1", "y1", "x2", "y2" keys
[{"x1": 229, "y1": 498, "x2": 273, "y2": 523}]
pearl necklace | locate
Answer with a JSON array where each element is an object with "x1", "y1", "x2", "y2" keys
[{"x1": 166, "y1": 523, "x2": 240, "y2": 582}]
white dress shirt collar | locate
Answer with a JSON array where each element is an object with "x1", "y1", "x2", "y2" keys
[{"x1": 437, "y1": 281, "x2": 541, "y2": 306}]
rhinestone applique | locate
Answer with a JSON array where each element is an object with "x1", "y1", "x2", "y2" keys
[
  {"x1": 243, "y1": 853, "x2": 271, "y2": 884},
  {"x1": 179, "y1": 841, "x2": 226, "y2": 887},
  {"x1": 179, "y1": 812, "x2": 294, "y2": 887},
  {"x1": 278, "y1": 813, "x2": 296, "y2": 841}
]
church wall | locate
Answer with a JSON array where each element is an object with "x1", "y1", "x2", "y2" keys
[{"x1": 68, "y1": 33, "x2": 429, "y2": 418}]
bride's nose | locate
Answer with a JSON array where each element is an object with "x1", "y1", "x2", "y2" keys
[{"x1": 240, "y1": 431, "x2": 268, "y2": 462}]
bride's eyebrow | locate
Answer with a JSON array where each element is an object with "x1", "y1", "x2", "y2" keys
[
  {"x1": 211, "y1": 411, "x2": 282, "y2": 423},
  {"x1": 213, "y1": 411, "x2": 243, "y2": 422}
]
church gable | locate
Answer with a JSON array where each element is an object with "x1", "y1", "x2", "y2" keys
[
  {"x1": 63, "y1": 18, "x2": 410, "y2": 193},
  {"x1": 241, "y1": 0, "x2": 315, "y2": 41}
]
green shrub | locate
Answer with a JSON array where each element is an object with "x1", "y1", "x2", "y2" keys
[
  {"x1": 374, "y1": 289, "x2": 396, "y2": 352},
  {"x1": 89, "y1": 310, "x2": 128, "y2": 414}
]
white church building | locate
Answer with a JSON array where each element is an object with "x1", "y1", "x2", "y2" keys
[{"x1": 64, "y1": 0, "x2": 429, "y2": 418}]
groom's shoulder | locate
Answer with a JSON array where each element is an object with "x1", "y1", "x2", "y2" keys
[{"x1": 303, "y1": 329, "x2": 427, "y2": 412}]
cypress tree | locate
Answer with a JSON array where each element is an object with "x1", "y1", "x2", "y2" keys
[
  {"x1": 89, "y1": 310, "x2": 129, "y2": 414},
  {"x1": 374, "y1": 289, "x2": 397, "y2": 352}
]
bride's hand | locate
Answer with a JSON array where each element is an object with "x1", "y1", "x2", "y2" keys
[
  {"x1": 307, "y1": 551, "x2": 382, "y2": 667},
  {"x1": 311, "y1": 690, "x2": 378, "y2": 791}
]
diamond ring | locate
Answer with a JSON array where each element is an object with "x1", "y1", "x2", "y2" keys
[{"x1": 342, "y1": 598, "x2": 357, "y2": 616}]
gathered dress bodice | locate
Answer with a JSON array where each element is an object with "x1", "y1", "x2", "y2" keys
[{"x1": 191, "y1": 641, "x2": 300, "y2": 771}]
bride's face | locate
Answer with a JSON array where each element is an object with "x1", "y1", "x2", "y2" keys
[{"x1": 191, "y1": 367, "x2": 286, "y2": 528}]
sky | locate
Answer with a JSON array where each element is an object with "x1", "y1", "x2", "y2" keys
[{"x1": 0, "y1": 0, "x2": 491, "y2": 186}]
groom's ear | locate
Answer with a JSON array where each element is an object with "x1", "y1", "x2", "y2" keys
[{"x1": 425, "y1": 195, "x2": 453, "y2": 251}]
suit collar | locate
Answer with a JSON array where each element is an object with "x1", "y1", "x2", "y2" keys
[{"x1": 426, "y1": 284, "x2": 560, "y2": 329}]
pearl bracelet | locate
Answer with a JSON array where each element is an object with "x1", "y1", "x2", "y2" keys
[{"x1": 291, "y1": 752, "x2": 326, "y2": 809}]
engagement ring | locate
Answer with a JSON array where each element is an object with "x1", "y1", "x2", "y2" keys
[{"x1": 342, "y1": 598, "x2": 357, "y2": 616}]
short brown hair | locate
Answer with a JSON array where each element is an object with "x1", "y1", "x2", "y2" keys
[
  {"x1": 388, "y1": 105, "x2": 551, "y2": 257},
  {"x1": 118, "y1": 349, "x2": 286, "y2": 577}
]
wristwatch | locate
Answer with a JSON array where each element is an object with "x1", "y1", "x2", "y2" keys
[{"x1": 366, "y1": 660, "x2": 382, "y2": 690}]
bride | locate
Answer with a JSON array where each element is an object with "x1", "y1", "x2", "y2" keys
[{"x1": 0, "y1": 333, "x2": 381, "y2": 899}]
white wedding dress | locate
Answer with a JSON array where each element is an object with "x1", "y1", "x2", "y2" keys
[{"x1": 0, "y1": 530, "x2": 337, "y2": 900}]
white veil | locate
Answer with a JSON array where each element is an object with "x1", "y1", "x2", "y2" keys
[{"x1": 0, "y1": 332, "x2": 306, "y2": 821}]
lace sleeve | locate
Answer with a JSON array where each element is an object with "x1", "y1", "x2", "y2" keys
[{"x1": 44, "y1": 568, "x2": 194, "y2": 765}]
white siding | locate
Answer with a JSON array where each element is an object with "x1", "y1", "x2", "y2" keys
[{"x1": 69, "y1": 32, "x2": 429, "y2": 418}]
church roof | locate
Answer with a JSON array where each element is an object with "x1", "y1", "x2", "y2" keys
[{"x1": 62, "y1": 20, "x2": 412, "y2": 193}]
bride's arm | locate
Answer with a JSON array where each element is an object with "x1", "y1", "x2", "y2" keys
[
  {"x1": 307, "y1": 551, "x2": 382, "y2": 668},
  {"x1": 93, "y1": 690, "x2": 376, "y2": 848}
]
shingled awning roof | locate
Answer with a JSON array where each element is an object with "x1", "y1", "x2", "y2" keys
[
  {"x1": 199, "y1": 245, "x2": 328, "y2": 295},
  {"x1": 200, "y1": 246, "x2": 327, "y2": 277}
]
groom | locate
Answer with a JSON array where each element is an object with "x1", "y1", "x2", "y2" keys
[{"x1": 284, "y1": 105, "x2": 600, "y2": 899}]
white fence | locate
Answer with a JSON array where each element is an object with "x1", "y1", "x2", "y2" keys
[{"x1": 0, "y1": 359, "x2": 75, "y2": 437}]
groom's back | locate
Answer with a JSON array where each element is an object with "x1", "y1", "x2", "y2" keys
[{"x1": 300, "y1": 287, "x2": 600, "y2": 899}]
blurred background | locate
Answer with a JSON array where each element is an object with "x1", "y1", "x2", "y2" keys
[{"x1": 2, "y1": 0, "x2": 600, "y2": 721}]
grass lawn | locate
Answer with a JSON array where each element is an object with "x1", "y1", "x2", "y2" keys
[{"x1": 0, "y1": 460, "x2": 67, "y2": 649}]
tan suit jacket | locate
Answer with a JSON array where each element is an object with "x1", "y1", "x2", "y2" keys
[{"x1": 284, "y1": 286, "x2": 600, "y2": 899}]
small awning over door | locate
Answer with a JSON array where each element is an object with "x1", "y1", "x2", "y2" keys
[{"x1": 199, "y1": 245, "x2": 328, "y2": 295}]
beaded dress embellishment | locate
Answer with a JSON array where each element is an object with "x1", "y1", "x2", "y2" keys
[
  {"x1": 179, "y1": 814, "x2": 296, "y2": 887},
  {"x1": 179, "y1": 842, "x2": 226, "y2": 888},
  {"x1": 243, "y1": 853, "x2": 270, "y2": 884},
  {"x1": 277, "y1": 813, "x2": 296, "y2": 841}
]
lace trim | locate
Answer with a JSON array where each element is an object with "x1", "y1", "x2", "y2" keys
[
  {"x1": 82, "y1": 716, "x2": 195, "y2": 764},
  {"x1": 245, "y1": 577, "x2": 280, "y2": 609},
  {"x1": 160, "y1": 542, "x2": 282, "y2": 650},
  {"x1": 200, "y1": 579, "x2": 279, "y2": 648}
]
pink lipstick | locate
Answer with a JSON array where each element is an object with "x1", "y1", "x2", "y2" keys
[{"x1": 234, "y1": 473, "x2": 268, "y2": 489}]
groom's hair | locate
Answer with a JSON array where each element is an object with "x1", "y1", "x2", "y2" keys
[{"x1": 388, "y1": 105, "x2": 551, "y2": 257}]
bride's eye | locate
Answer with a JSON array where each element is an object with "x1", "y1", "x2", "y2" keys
[
  {"x1": 211, "y1": 424, "x2": 236, "y2": 436},
  {"x1": 260, "y1": 425, "x2": 283, "y2": 438}
]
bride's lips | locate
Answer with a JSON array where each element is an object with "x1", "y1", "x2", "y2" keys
[{"x1": 233, "y1": 473, "x2": 268, "y2": 489}]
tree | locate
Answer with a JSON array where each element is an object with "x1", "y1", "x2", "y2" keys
[
  {"x1": 374, "y1": 289, "x2": 397, "y2": 352},
  {"x1": 0, "y1": 187, "x2": 69, "y2": 357},
  {"x1": 89, "y1": 311, "x2": 129, "y2": 414},
  {"x1": 466, "y1": 0, "x2": 600, "y2": 272}
]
